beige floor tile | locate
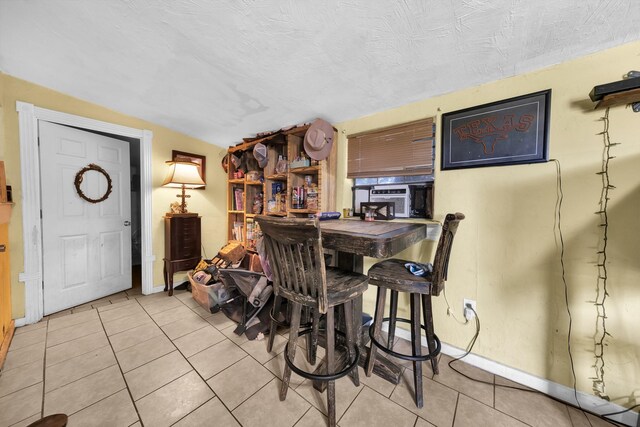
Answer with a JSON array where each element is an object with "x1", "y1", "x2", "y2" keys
[
  {"x1": 390, "y1": 368, "x2": 458, "y2": 427},
  {"x1": 495, "y1": 382, "x2": 573, "y2": 427},
  {"x1": 48, "y1": 309, "x2": 99, "y2": 332},
  {"x1": 340, "y1": 386, "x2": 416, "y2": 427},
  {"x1": 46, "y1": 319, "x2": 104, "y2": 348},
  {"x1": 207, "y1": 356, "x2": 274, "y2": 410},
  {"x1": 295, "y1": 407, "x2": 328, "y2": 427},
  {"x1": 129, "y1": 422, "x2": 142, "y2": 427},
  {"x1": 190, "y1": 304, "x2": 214, "y2": 319},
  {"x1": 221, "y1": 324, "x2": 250, "y2": 345},
  {"x1": 161, "y1": 314, "x2": 210, "y2": 340},
  {"x1": 92, "y1": 301, "x2": 113, "y2": 309},
  {"x1": 189, "y1": 339, "x2": 248, "y2": 380},
  {"x1": 116, "y1": 334, "x2": 176, "y2": 373},
  {"x1": 97, "y1": 297, "x2": 137, "y2": 312},
  {"x1": 174, "y1": 397, "x2": 239, "y2": 427},
  {"x1": 415, "y1": 417, "x2": 436, "y2": 427},
  {"x1": 49, "y1": 309, "x2": 73, "y2": 319},
  {"x1": 9, "y1": 413, "x2": 42, "y2": 427},
  {"x1": 142, "y1": 296, "x2": 183, "y2": 314},
  {"x1": 296, "y1": 374, "x2": 363, "y2": 420},
  {"x1": 109, "y1": 322, "x2": 163, "y2": 352},
  {"x1": 207, "y1": 311, "x2": 237, "y2": 330},
  {"x1": 109, "y1": 295, "x2": 130, "y2": 305},
  {"x1": 134, "y1": 291, "x2": 166, "y2": 305},
  {"x1": 46, "y1": 330, "x2": 109, "y2": 367},
  {"x1": 0, "y1": 383, "x2": 43, "y2": 426},
  {"x1": 125, "y1": 351, "x2": 192, "y2": 400},
  {"x1": 178, "y1": 294, "x2": 201, "y2": 309},
  {"x1": 455, "y1": 394, "x2": 527, "y2": 427},
  {"x1": 566, "y1": 405, "x2": 618, "y2": 426},
  {"x1": 125, "y1": 287, "x2": 143, "y2": 297},
  {"x1": 0, "y1": 359, "x2": 44, "y2": 398},
  {"x1": 173, "y1": 325, "x2": 225, "y2": 358},
  {"x1": 45, "y1": 345, "x2": 117, "y2": 392},
  {"x1": 3, "y1": 341, "x2": 45, "y2": 372},
  {"x1": 241, "y1": 333, "x2": 287, "y2": 364},
  {"x1": 13, "y1": 321, "x2": 47, "y2": 335},
  {"x1": 357, "y1": 365, "x2": 397, "y2": 397},
  {"x1": 233, "y1": 378, "x2": 311, "y2": 427},
  {"x1": 432, "y1": 354, "x2": 494, "y2": 406},
  {"x1": 43, "y1": 365, "x2": 125, "y2": 416},
  {"x1": 135, "y1": 371, "x2": 214, "y2": 427},
  {"x1": 151, "y1": 305, "x2": 197, "y2": 326},
  {"x1": 103, "y1": 311, "x2": 154, "y2": 336},
  {"x1": 66, "y1": 389, "x2": 138, "y2": 427},
  {"x1": 72, "y1": 305, "x2": 95, "y2": 314},
  {"x1": 263, "y1": 348, "x2": 326, "y2": 390},
  {"x1": 99, "y1": 302, "x2": 145, "y2": 323},
  {"x1": 9, "y1": 327, "x2": 47, "y2": 351},
  {"x1": 383, "y1": 336, "x2": 429, "y2": 370}
]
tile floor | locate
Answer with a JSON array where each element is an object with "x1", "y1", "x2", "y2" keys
[{"x1": 0, "y1": 289, "x2": 617, "y2": 427}]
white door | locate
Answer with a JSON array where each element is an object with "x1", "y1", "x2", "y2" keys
[{"x1": 39, "y1": 121, "x2": 132, "y2": 314}]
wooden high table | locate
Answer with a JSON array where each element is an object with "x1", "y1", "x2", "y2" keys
[{"x1": 316, "y1": 218, "x2": 436, "y2": 387}]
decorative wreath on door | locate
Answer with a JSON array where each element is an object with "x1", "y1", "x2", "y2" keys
[{"x1": 74, "y1": 163, "x2": 113, "y2": 203}]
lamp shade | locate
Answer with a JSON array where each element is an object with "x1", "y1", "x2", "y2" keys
[{"x1": 162, "y1": 161, "x2": 205, "y2": 188}]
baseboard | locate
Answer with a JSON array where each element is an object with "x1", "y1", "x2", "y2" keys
[
  {"x1": 13, "y1": 317, "x2": 27, "y2": 328},
  {"x1": 150, "y1": 285, "x2": 166, "y2": 294},
  {"x1": 389, "y1": 326, "x2": 638, "y2": 426}
]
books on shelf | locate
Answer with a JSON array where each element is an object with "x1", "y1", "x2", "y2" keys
[
  {"x1": 233, "y1": 188, "x2": 244, "y2": 211},
  {"x1": 232, "y1": 221, "x2": 244, "y2": 241}
]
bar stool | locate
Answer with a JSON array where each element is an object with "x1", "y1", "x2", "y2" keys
[
  {"x1": 256, "y1": 216, "x2": 368, "y2": 427},
  {"x1": 365, "y1": 212, "x2": 465, "y2": 408}
]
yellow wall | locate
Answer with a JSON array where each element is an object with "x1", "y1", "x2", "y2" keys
[
  {"x1": 0, "y1": 73, "x2": 228, "y2": 319},
  {"x1": 335, "y1": 42, "x2": 640, "y2": 403}
]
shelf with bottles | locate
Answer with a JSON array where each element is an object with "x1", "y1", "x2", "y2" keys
[
  {"x1": 245, "y1": 217, "x2": 262, "y2": 252},
  {"x1": 245, "y1": 184, "x2": 264, "y2": 216}
]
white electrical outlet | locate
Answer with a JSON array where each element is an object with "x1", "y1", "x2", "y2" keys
[{"x1": 463, "y1": 298, "x2": 477, "y2": 320}]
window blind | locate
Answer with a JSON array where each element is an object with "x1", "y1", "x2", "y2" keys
[{"x1": 347, "y1": 117, "x2": 435, "y2": 178}]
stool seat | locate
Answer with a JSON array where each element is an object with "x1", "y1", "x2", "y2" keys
[{"x1": 368, "y1": 259, "x2": 435, "y2": 295}]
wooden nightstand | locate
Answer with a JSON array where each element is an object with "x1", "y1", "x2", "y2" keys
[{"x1": 163, "y1": 215, "x2": 201, "y2": 296}]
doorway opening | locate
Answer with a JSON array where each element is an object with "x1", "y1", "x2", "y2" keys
[{"x1": 16, "y1": 102, "x2": 154, "y2": 324}]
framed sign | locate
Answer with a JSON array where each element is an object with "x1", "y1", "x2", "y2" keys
[
  {"x1": 441, "y1": 90, "x2": 551, "y2": 170},
  {"x1": 172, "y1": 150, "x2": 206, "y2": 189}
]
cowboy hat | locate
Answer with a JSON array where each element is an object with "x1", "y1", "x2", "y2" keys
[
  {"x1": 253, "y1": 142, "x2": 268, "y2": 168},
  {"x1": 304, "y1": 119, "x2": 334, "y2": 161}
]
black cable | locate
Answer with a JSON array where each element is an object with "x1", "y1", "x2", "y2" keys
[{"x1": 551, "y1": 159, "x2": 585, "y2": 420}]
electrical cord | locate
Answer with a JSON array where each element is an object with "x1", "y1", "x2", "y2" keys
[{"x1": 446, "y1": 306, "x2": 631, "y2": 426}]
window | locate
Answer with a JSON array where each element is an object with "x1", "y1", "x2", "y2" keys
[
  {"x1": 348, "y1": 118, "x2": 435, "y2": 219},
  {"x1": 347, "y1": 117, "x2": 435, "y2": 179}
]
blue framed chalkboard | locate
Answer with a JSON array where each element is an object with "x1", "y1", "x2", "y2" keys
[{"x1": 441, "y1": 90, "x2": 551, "y2": 170}]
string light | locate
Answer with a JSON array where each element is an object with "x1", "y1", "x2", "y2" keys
[{"x1": 591, "y1": 107, "x2": 615, "y2": 401}]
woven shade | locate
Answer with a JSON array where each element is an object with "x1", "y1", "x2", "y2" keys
[{"x1": 347, "y1": 118, "x2": 434, "y2": 178}]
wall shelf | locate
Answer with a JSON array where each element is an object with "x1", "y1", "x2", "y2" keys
[{"x1": 595, "y1": 87, "x2": 640, "y2": 109}]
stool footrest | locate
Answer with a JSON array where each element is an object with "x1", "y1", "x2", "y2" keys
[
  {"x1": 284, "y1": 328, "x2": 359, "y2": 382},
  {"x1": 369, "y1": 317, "x2": 441, "y2": 362}
]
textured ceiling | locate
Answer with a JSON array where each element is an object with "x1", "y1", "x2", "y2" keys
[{"x1": 1, "y1": 0, "x2": 639, "y2": 147}]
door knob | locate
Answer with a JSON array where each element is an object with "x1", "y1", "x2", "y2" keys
[
  {"x1": 0, "y1": 244, "x2": 5, "y2": 252},
  {"x1": 124, "y1": 221, "x2": 131, "y2": 227}
]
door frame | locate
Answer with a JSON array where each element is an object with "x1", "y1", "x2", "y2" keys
[{"x1": 16, "y1": 101, "x2": 155, "y2": 324}]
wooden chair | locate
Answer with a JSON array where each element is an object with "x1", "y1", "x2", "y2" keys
[
  {"x1": 255, "y1": 216, "x2": 368, "y2": 427},
  {"x1": 365, "y1": 212, "x2": 465, "y2": 408}
]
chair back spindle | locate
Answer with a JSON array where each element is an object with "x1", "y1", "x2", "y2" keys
[
  {"x1": 430, "y1": 212, "x2": 465, "y2": 296},
  {"x1": 256, "y1": 216, "x2": 329, "y2": 313}
]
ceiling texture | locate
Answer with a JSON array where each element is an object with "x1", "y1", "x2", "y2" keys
[{"x1": 1, "y1": 0, "x2": 639, "y2": 148}]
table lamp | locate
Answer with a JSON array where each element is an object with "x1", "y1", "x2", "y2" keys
[{"x1": 162, "y1": 160, "x2": 205, "y2": 216}]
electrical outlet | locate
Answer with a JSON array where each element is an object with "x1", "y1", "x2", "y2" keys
[{"x1": 463, "y1": 298, "x2": 477, "y2": 320}]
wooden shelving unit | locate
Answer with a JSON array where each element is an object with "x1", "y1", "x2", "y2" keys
[{"x1": 226, "y1": 124, "x2": 337, "y2": 249}]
